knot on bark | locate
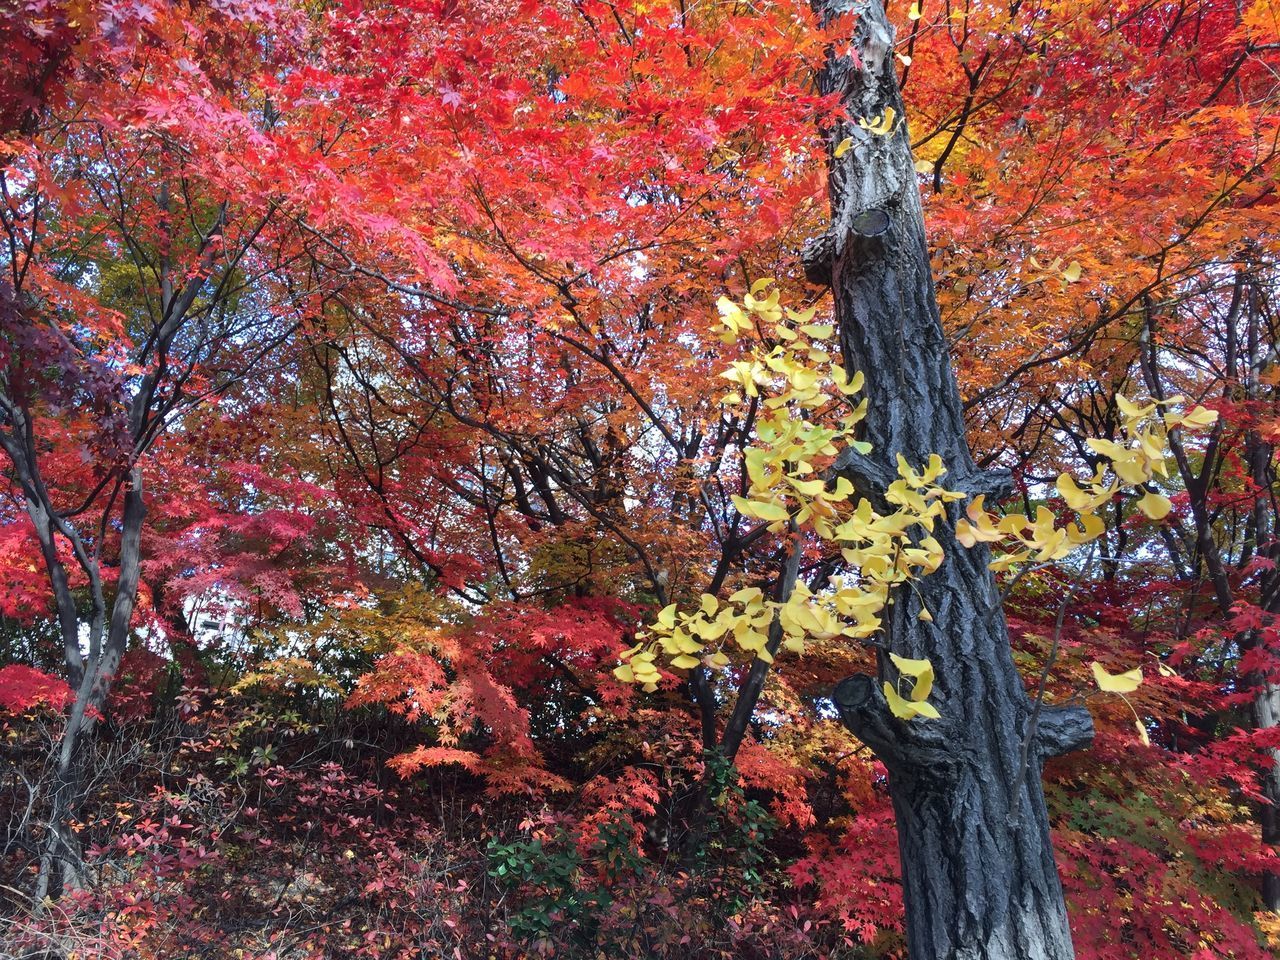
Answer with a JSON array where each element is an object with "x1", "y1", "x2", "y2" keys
[
  {"x1": 833, "y1": 674, "x2": 973, "y2": 786},
  {"x1": 802, "y1": 206, "x2": 894, "y2": 288},
  {"x1": 802, "y1": 231, "x2": 835, "y2": 287},
  {"x1": 1031, "y1": 704, "x2": 1094, "y2": 758}
]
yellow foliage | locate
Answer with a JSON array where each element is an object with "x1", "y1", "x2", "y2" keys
[
  {"x1": 615, "y1": 283, "x2": 949, "y2": 721},
  {"x1": 967, "y1": 394, "x2": 1215, "y2": 569}
]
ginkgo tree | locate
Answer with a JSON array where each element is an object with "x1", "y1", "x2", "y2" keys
[
  {"x1": 282, "y1": 0, "x2": 1269, "y2": 954},
  {"x1": 615, "y1": 270, "x2": 1215, "y2": 958},
  {"x1": 651, "y1": 0, "x2": 1234, "y2": 955}
]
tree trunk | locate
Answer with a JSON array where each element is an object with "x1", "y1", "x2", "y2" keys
[
  {"x1": 31, "y1": 467, "x2": 145, "y2": 902},
  {"x1": 1242, "y1": 283, "x2": 1280, "y2": 912},
  {"x1": 1257, "y1": 680, "x2": 1280, "y2": 910},
  {"x1": 809, "y1": 2, "x2": 1092, "y2": 957}
]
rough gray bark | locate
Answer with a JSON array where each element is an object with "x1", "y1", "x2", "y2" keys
[{"x1": 810, "y1": 2, "x2": 1092, "y2": 957}]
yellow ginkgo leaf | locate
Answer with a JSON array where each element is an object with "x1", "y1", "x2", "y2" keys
[
  {"x1": 787, "y1": 476, "x2": 827, "y2": 497},
  {"x1": 834, "y1": 136, "x2": 853, "y2": 158},
  {"x1": 831, "y1": 366, "x2": 865, "y2": 395},
  {"x1": 1066, "y1": 511, "x2": 1106, "y2": 546},
  {"x1": 955, "y1": 496, "x2": 1004, "y2": 547},
  {"x1": 913, "y1": 158, "x2": 934, "y2": 174},
  {"x1": 1061, "y1": 260, "x2": 1082, "y2": 282},
  {"x1": 884, "y1": 681, "x2": 940, "y2": 720},
  {"x1": 908, "y1": 1, "x2": 922, "y2": 19},
  {"x1": 1056, "y1": 473, "x2": 1100, "y2": 512},
  {"x1": 1116, "y1": 394, "x2": 1156, "y2": 425},
  {"x1": 633, "y1": 662, "x2": 661, "y2": 684},
  {"x1": 1138, "y1": 429, "x2": 1166, "y2": 464},
  {"x1": 1113, "y1": 455, "x2": 1153, "y2": 485},
  {"x1": 1134, "y1": 720, "x2": 1151, "y2": 747},
  {"x1": 732, "y1": 495, "x2": 791, "y2": 522},
  {"x1": 799, "y1": 323, "x2": 834, "y2": 340},
  {"x1": 1136, "y1": 489, "x2": 1173, "y2": 520},
  {"x1": 1091, "y1": 661, "x2": 1143, "y2": 694},
  {"x1": 1177, "y1": 405, "x2": 1219, "y2": 429},
  {"x1": 989, "y1": 548, "x2": 1032, "y2": 572},
  {"x1": 1084, "y1": 437, "x2": 1129, "y2": 461},
  {"x1": 889, "y1": 652, "x2": 930, "y2": 676},
  {"x1": 1022, "y1": 506, "x2": 1070, "y2": 561},
  {"x1": 889, "y1": 652, "x2": 934, "y2": 702},
  {"x1": 858, "y1": 106, "x2": 897, "y2": 136}
]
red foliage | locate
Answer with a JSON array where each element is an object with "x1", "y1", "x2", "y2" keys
[
  {"x1": 0, "y1": 664, "x2": 72, "y2": 713},
  {"x1": 789, "y1": 798, "x2": 905, "y2": 950}
]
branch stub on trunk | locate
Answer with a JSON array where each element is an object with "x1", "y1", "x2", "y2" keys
[
  {"x1": 833, "y1": 674, "x2": 970, "y2": 783},
  {"x1": 1033, "y1": 704, "x2": 1094, "y2": 758}
]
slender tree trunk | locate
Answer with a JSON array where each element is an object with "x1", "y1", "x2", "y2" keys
[
  {"x1": 679, "y1": 525, "x2": 802, "y2": 861},
  {"x1": 808, "y1": 3, "x2": 1092, "y2": 957},
  {"x1": 31, "y1": 467, "x2": 145, "y2": 901},
  {"x1": 1257, "y1": 680, "x2": 1280, "y2": 910},
  {"x1": 1242, "y1": 282, "x2": 1280, "y2": 912},
  {"x1": 33, "y1": 766, "x2": 82, "y2": 901}
]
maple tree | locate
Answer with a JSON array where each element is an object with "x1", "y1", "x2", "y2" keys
[
  {"x1": 2, "y1": 0, "x2": 1280, "y2": 958},
  {"x1": 0, "y1": 0, "x2": 316, "y2": 896}
]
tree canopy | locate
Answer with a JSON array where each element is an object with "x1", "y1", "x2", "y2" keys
[{"x1": 2, "y1": 0, "x2": 1280, "y2": 957}]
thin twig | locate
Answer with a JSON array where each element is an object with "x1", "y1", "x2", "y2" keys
[{"x1": 1009, "y1": 544, "x2": 1096, "y2": 833}]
